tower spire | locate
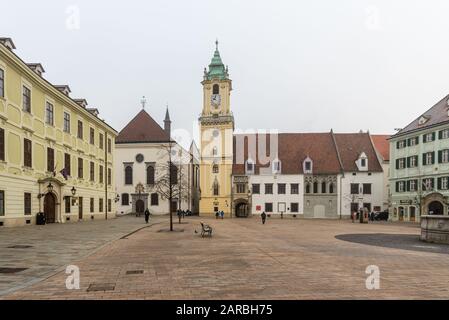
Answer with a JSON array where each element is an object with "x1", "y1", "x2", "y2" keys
[
  {"x1": 215, "y1": 39, "x2": 219, "y2": 51},
  {"x1": 164, "y1": 104, "x2": 171, "y2": 138}
]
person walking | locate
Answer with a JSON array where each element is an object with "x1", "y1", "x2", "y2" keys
[
  {"x1": 261, "y1": 211, "x2": 267, "y2": 224},
  {"x1": 215, "y1": 210, "x2": 219, "y2": 219},
  {"x1": 144, "y1": 208, "x2": 150, "y2": 224},
  {"x1": 221, "y1": 210, "x2": 224, "y2": 219}
]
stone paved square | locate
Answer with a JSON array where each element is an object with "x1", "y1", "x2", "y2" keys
[{"x1": 1, "y1": 216, "x2": 449, "y2": 300}]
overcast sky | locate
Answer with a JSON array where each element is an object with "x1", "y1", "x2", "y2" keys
[{"x1": 2, "y1": 0, "x2": 449, "y2": 147}]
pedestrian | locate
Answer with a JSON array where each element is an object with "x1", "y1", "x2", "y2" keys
[
  {"x1": 221, "y1": 210, "x2": 224, "y2": 219},
  {"x1": 351, "y1": 211, "x2": 355, "y2": 223},
  {"x1": 144, "y1": 208, "x2": 150, "y2": 224},
  {"x1": 215, "y1": 210, "x2": 219, "y2": 219},
  {"x1": 261, "y1": 211, "x2": 267, "y2": 224},
  {"x1": 370, "y1": 211, "x2": 375, "y2": 222}
]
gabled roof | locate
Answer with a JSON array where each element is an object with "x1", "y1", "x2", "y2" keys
[
  {"x1": 392, "y1": 94, "x2": 449, "y2": 137},
  {"x1": 116, "y1": 109, "x2": 171, "y2": 144},
  {"x1": 370, "y1": 134, "x2": 390, "y2": 161},
  {"x1": 232, "y1": 132, "x2": 342, "y2": 175},
  {"x1": 333, "y1": 133, "x2": 383, "y2": 172}
]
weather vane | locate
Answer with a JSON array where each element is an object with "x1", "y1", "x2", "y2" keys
[{"x1": 141, "y1": 96, "x2": 147, "y2": 109}]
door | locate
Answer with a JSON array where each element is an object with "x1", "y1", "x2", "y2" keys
[
  {"x1": 78, "y1": 197, "x2": 83, "y2": 220},
  {"x1": 44, "y1": 193, "x2": 56, "y2": 223},
  {"x1": 398, "y1": 207, "x2": 404, "y2": 221},
  {"x1": 410, "y1": 206, "x2": 416, "y2": 222},
  {"x1": 171, "y1": 200, "x2": 178, "y2": 213},
  {"x1": 136, "y1": 200, "x2": 145, "y2": 214}
]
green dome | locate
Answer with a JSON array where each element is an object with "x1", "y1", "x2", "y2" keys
[{"x1": 205, "y1": 41, "x2": 229, "y2": 80}]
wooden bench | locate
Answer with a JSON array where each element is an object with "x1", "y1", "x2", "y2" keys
[{"x1": 200, "y1": 222, "x2": 213, "y2": 237}]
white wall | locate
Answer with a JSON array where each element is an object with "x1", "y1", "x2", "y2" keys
[{"x1": 249, "y1": 174, "x2": 304, "y2": 216}]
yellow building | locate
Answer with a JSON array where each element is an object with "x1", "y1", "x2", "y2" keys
[
  {"x1": 199, "y1": 41, "x2": 234, "y2": 217},
  {"x1": 0, "y1": 37, "x2": 117, "y2": 227}
]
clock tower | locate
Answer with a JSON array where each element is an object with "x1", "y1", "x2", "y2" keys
[{"x1": 199, "y1": 41, "x2": 234, "y2": 217}]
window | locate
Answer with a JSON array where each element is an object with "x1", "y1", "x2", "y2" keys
[
  {"x1": 0, "y1": 127, "x2": 4, "y2": 161},
  {"x1": 273, "y1": 160, "x2": 281, "y2": 173},
  {"x1": 63, "y1": 112, "x2": 70, "y2": 133},
  {"x1": 124, "y1": 165, "x2": 133, "y2": 185},
  {"x1": 78, "y1": 157, "x2": 83, "y2": 179},
  {"x1": 108, "y1": 199, "x2": 111, "y2": 212},
  {"x1": 99, "y1": 165, "x2": 104, "y2": 183},
  {"x1": 440, "y1": 129, "x2": 449, "y2": 140},
  {"x1": 397, "y1": 158, "x2": 405, "y2": 169},
  {"x1": 439, "y1": 150, "x2": 449, "y2": 163},
  {"x1": 212, "y1": 164, "x2": 219, "y2": 173},
  {"x1": 265, "y1": 203, "x2": 273, "y2": 212},
  {"x1": 410, "y1": 180, "x2": 417, "y2": 192},
  {"x1": 64, "y1": 153, "x2": 71, "y2": 176},
  {"x1": 291, "y1": 183, "x2": 299, "y2": 194},
  {"x1": 24, "y1": 193, "x2": 31, "y2": 215},
  {"x1": 121, "y1": 193, "x2": 129, "y2": 206},
  {"x1": 65, "y1": 196, "x2": 71, "y2": 213},
  {"x1": 170, "y1": 164, "x2": 178, "y2": 185},
  {"x1": 0, "y1": 190, "x2": 4, "y2": 216},
  {"x1": 321, "y1": 182, "x2": 326, "y2": 193},
  {"x1": 246, "y1": 160, "x2": 254, "y2": 173},
  {"x1": 22, "y1": 86, "x2": 31, "y2": 113},
  {"x1": 329, "y1": 183, "x2": 334, "y2": 194},
  {"x1": 265, "y1": 183, "x2": 273, "y2": 194},
  {"x1": 99, "y1": 198, "x2": 104, "y2": 213},
  {"x1": 252, "y1": 184, "x2": 260, "y2": 194},
  {"x1": 423, "y1": 152, "x2": 435, "y2": 165},
  {"x1": 361, "y1": 158, "x2": 367, "y2": 167},
  {"x1": 422, "y1": 178, "x2": 434, "y2": 191},
  {"x1": 146, "y1": 165, "x2": 155, "y2": 185},
  {"x1": 24, "y1": 138, "x2": 32, "y2": 168},
  {"x1": 351, "y1": 183, "x2": 359, "y2": 194},
  {"x1": 305, "y1": 161, "x2": 312, "y2": 171},
  {"x1": 408, "y1": 156, "x2": 418, "y2": 168},
  {"x1": 305, "y1": 183, "x2": 311, "y2": 194},
  {"x1": 397, "y1": 181, "x2": 405, "y2": 192},
  {"x1": 77, "y1": 121, "x2": 83, "y2": 139},
  {"x1": 423, "y1": 132, "x2": 435, "y2": 143},
  {"x1": 408, "y1": 137, "x2": 419, "y2": 146},
  {"x1": 90, "y1": 161, "x2": 95, "y2": 181},
  {"x1": 313, "y1": 182, "x2": 318, "y2": 193},
  {"x1": 212, "y1": 146, "x2": 218, "y2": 156},
  {"x1": 90, "y1": 128, "x2": 95, "y2": 145},
  {"x1": 151, "y1": 193, "x2": 159, "y2": 206},
  {"x1": 397, "y1": 140, "x2": 406, "y2": 149},
  {"x1": 213, "y1": 181, "x2": 219, "y2": 196},
  {"x1": 108, "y1": 168, "x2": 111, "y2": 185},
  {"x1": 45, "y1": 102, "x2": 54, "y2": 125},
  {"x1": 90, "y1": 198, "x2": 94, "y2": 213},
  {"x1": 213, "y1": 84, "x2": 219, "y2": 94},
  {"x1": 278, "y1": 183, "x2": 286, "y2": 194},
  {"x1": 440, "y1": 177, "x2": 449, "y2": 190},
  {"x1": 236, "y1": 183, "x2": 246, "y2": 194},
  {"x1": 0, "y1": 68, "x2": 4, "y2": 98},
  {"x1": 363, "y1": 183, "x2": 372, "y2": 194},
  {"x1": 291, "y1": 203, "x2": 299, "y2": 213},
  {"x1": 47, "y1": 148, "x2": 54, "y2": 172},
  {"x1": 107, "y1": 138, "x2": 111, "y2": 153},
  {"x1": 99, "y1": 133, "x2": 104, "y2": 149}
]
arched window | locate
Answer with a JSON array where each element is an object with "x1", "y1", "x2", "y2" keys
[
  {"x1": 313, "y1": 182, "x2": 318, "y2": 193},
  {"x1": 121, "y1": 193, "x2": 129, "y2": 206},
  {"x1": 124, "y1": 166, "x2": 133, "y2": 185},
  {"x1": 213, "y1": 164, "x2": 219, "y2": 173},
  {"x1": 213, "y1": 84, "x2": 219, "y2": 95},
  {"x1": 151, "y1": 193, "x2": 159, "y2": 206},
  {"x1": 213, "y1": 181, "x2": 219, "y2": 196},
  {"x1": 321, "y1": 182, "x2": 326, "y2": 193},
  {"x1": 305, "y1": 183, "x2": 311, "y2": 194},
  {"x1": 170, "y1": 164, "x2": 178, "y2": 185},
  {"x1": 146, "y1": 165, "x2": 155, "y2": 185},
  {"x1": 329, "y1": 183, "x2": 334, "y2": 194}
]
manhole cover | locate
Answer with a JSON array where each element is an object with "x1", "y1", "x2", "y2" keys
[
  {"x1": 87, "y1": 283, "x2": 115, "y2": 292},
  {"x1": 0, "y1": 267, "x2": 28, "y2": 274},
  {"x1": 126, "y1": 270, "x2": 144, "y2": 275},
  {"x1": 7, "y1": 245, "x2": 33, "y2": 249}
]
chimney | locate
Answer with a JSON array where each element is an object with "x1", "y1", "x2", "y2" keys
[
  {"x1": 54, "y1": 85, "x2": 71, "y2": 96},
  {"x1": 164, "y1": 107, "x2": 171, "y2": 138},
  {"x1": 27, "y1": 63, "x2": 45, "y2": 76},
  {"x1": 0, "y1": 37, "x2": 16, "y2": 50},
  {"x1": 74, "y1": 99, "x2": 88, "y2": 108}
]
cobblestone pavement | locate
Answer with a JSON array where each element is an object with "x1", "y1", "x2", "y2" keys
[
  {"x1": 0, "y1": 215, "x2": 159, "y2": 296},
  {"x1": 3, "y1": 217, "x2": 449, "y2": 300}
]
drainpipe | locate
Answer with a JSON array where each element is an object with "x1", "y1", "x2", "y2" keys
[{"x1": 105, "y1": 132, "x2": 108, "y2": 220}]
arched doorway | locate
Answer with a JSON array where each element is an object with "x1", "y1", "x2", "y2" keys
[
  {"x1": 428, "y1": 201, "x2": 444, "y2": 215},
  {"x1": 235, "y1": 202, "x2": 249, "y2": 218},
  {"x1": 135, "y1": 199, "x2": 145, "y2": 215},
  {"x1": 44, "y1": 193, "x2": 56, "y2": 223}
]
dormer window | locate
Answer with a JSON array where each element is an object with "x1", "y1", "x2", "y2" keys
[
  {"x1": 272, "y1": 159, "x2": 281, "y2": 174},
  {"x1": 303, "y1": 157, "x2": 313, "y2": 174},
  {"x1": 245, "y1": 159, "x2": 255, "y2": 174},
  {"x1": 418, "y1": 116, "x2": 429, "y2": 125},
  {"x1": 356, "y1": 152, "x2": 368, "y2": 171}
]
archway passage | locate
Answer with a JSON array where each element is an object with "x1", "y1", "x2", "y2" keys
[
  {"x1": 235, "y1": 202, "x2": 249, "y2": 218},
  {"x1": 428, "y1": 201, "x2": 444, "y2": 215},
  {"x1": 44, "y1": 193, "x2": 56, "y2": 223},
  {"x1": 136, "y1": 200, "x2": 145, "y2": 215}
]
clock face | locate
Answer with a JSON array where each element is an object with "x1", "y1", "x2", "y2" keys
[{"x1": 211, "y1": 94, "x2": 221, "y2": 106}]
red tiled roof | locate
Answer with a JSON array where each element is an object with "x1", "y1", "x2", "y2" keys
[
  {"x1": 333, "y1": 133, "x2": 383, "y2": 172},
  {"x1": 370, "y1": 134, "x2": 390, "y2": 161},
  {"x1": 233, "y1": 132, "x2": 342, "y2": 175},
  {"x1": 116, "y1": 109, "x2": 170, "y2": 144}
]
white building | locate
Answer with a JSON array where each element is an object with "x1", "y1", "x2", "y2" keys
[{"x1": 115, "y1": 108, "x2": 199, "y2": 216}]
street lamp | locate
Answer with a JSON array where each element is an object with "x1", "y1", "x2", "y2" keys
[
  {"x1": 114, "y1": 193, "x2": 120, "y2": 203},
  {"x1": 71, "y1": 186, "x2": 77, "y2": 196}
]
